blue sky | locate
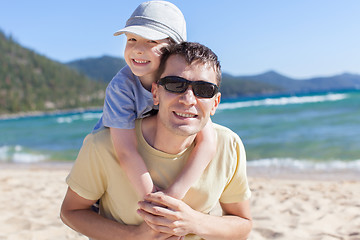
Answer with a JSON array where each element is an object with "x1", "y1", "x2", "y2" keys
[{"x1": 1, "y1": 0, "x2": 359, "y2": 79}]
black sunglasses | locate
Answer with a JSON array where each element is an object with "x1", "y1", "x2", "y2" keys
[{"x1": 158, "y1": 76, "x2": 219, "y2": 98}]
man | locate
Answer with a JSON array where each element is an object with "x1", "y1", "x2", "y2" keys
[{"x1": 60, "y1": 42, "x2": 252, "y2": 240}]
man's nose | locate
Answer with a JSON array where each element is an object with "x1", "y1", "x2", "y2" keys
[{"x1": 179, "y1": 87, "x2": 197, "y2": 105}]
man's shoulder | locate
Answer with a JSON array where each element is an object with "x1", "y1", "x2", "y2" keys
[
  {"x1": 213, "y1": 123, "x2": 241, "y2": 142},
  {"x1": 213, "y1": 123, "x2": 245, "y2": 153},
  {"x1": 85, "y1": 128, "x2": 112, "y2": 148}
]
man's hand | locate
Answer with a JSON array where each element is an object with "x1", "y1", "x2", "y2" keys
[
  {"x1": 137, "y1": 192, "x2": 199, "y2": 237},
  {"x1": 61, "y1": 187, "x2": 183, "y2": 240}
]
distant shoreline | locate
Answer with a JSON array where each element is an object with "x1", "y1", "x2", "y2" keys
[
  {"x1": 1, "y1": 89, "x2": 358, "y2": 120},
  {"x1": 0, "y1": 107, "x2": 102, "y2": 120}
]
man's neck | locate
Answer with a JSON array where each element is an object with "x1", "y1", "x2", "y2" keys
[{"x1": 141, "y1": 116, "x2": 196, "y2": 155}]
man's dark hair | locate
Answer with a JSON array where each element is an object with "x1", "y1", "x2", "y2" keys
[{"x1": 157, "y1": 42, "x2": 222, "y2": 86}]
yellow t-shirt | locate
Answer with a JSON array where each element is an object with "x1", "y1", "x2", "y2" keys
[{"x1": 66, "y1": 119, "x2": 251, "y2": 239}]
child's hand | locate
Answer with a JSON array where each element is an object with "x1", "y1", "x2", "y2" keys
[
  {"x1": 152, "y1": 184, "x2": 163, "y2": 193},
  {"x1": 160, "y1": 188, "x2": 176, "y2": 198}
]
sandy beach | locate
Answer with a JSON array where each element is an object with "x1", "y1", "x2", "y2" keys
[{"x1": 1, "y1": 163, "x2": 359, "y2": 240}]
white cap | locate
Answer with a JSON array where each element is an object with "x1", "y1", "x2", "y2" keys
[{"x1": 114, "y1": 1, "x2": 187, "y2": 43}]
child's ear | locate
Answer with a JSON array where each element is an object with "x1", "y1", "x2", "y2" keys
[{"x1": 151, "y1": 82, "x2": 159, "y2": 105}]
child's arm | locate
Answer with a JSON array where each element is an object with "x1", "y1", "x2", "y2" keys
[
  {"x1": 110, "y1": 127, "x2": 155, "y2": 199},
  {"x1": 164, "y1": 119, "x2": 217, "y2": 199}
]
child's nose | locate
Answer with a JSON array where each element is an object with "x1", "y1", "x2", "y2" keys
[{"x1": 134, "y1": 43, "x2": 145, "y2": 54}]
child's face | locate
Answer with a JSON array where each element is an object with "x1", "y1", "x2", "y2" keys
[{"x1": 124, "y1": 33, "x2": 170, "y2": 83}]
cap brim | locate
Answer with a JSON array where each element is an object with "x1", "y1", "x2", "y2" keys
[{"x1": 113, "y1": 25, "x2": 168, "y2": 40}]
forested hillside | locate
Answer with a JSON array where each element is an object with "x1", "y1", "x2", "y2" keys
[
  {"x1": 67, "y1": 55, "x2": 126, "y2": 83},
  {"x1": 0, "y1": 30, "x2": 106, "y2": 114}
]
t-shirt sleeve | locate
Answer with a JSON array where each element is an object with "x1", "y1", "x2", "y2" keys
[
  {"x1": 101, "y1": 78, "x2": 137, "y2": 129},
  {"x1": 219, "y1": 137, "x2": 251, "y2": 203},
  {"x1": 66, "y1": 134, "x2": 108, "y2": 200}
]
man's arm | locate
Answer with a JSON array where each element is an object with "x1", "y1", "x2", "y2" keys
[
  {"x1": 60, "y1": 187, "x2": 179, "y2": 240},
  {"x1": 137, "y1": 192, "x2": 252, "y2": 240}
]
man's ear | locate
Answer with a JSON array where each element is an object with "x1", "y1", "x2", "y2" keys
[
  {"x1": 151, "y1": 82, "x2": 160, "y2": 106},
  {"x1": 210, "y1": 92, "x2": 221, "y2": 116}
]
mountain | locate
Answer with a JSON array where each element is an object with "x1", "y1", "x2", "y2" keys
[
  {"x1": 241, "y1": 70, "x2": 360, "y2": 95},
  {"x1": 68, "y1": 56, "x2": 360, "y2": 99},
  {"x1": 67, "y1": 56, "x2": 127, "y2": 83},
  {"x1": 304, "y1": 73, "x2": 360, "y2": 92},
  {"x1": 0, "y1": 30, "x2": 106, "y2": 114},
  {"x1": 243, "y1": 71, "x2": 302, "y2": 91},
  {"x1": 220, "y1": 73, "x2": 282, "y2": 98}
]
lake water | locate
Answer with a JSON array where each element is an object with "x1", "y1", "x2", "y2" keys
[{"x1": 1, "y1": 90, "x2": 359, "y2": 172}]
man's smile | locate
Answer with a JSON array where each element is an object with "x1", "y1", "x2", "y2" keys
[{"x1": 174, "y1": 111, "x2": 197, "y2": 118}]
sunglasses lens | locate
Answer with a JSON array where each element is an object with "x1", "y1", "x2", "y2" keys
[
  {"x1": 159, "y1": 76, "x2": 218, "y2": 98},
  {"x1": 193, "y1": 84, "x2": 217, "y2": 98},
  {"x1": 165, "y1": 81, "x2": 187, "y2": 93}
]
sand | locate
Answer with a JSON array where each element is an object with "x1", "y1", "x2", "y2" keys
[{"x1": 1, "y1": 163, "x2": 359, "y2": 240}]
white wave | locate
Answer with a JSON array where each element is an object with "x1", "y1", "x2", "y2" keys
[
  {"x1": 248, "y1": 158, "x2": 360, "y2": 171},
  {"x1": 81, "y1": 112, "x2": 102, "y2": 121},
  {"x1": 218, "y1": 93, "x2": 348, "y2": 110},
  {"x1": 12, "y1": 152, "x2": 48, "y2": 163},
  {"x1": 56, "y1": 112, "x2": 102, "y2": 124},
  {"x1": 0, "y1": 145, "x2": 49, "y2": 163},
  {"x1": 56, "y1": 115, "x2": 80, "y2": 124},
  {"x1": 0, "y1": 145, "x2": 10, "y2": 159}
]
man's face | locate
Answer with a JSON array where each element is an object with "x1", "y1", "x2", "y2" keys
[{"x1": 152, "y1": 55, "x2": 221, "y2": 137}]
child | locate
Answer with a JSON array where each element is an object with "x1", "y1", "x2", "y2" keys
[{"x1": 93, "y1": 1, "x2": 216, "y2": 200}]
